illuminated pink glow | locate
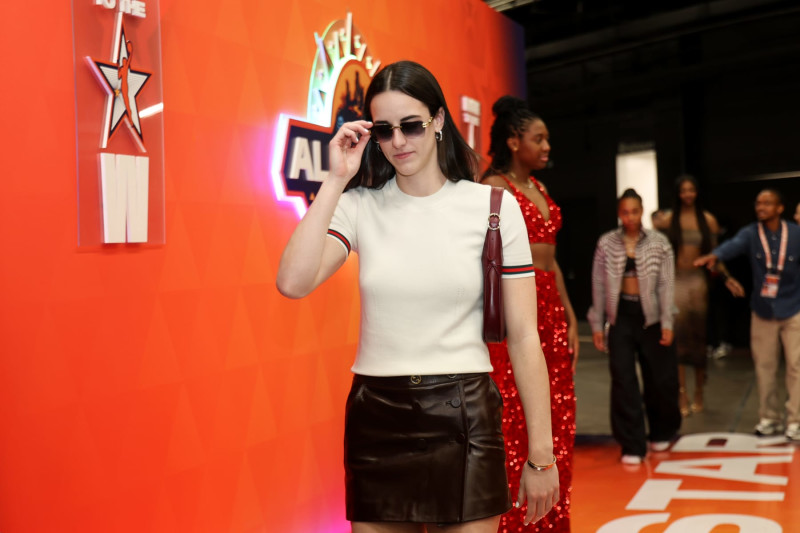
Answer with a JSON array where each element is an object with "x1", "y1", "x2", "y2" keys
[
  {"x1": 321, "y1": 520, "x2": 351, "y2": 533},
  {"x1": 271, "y1": 113, "x2": 313, "y2": 218}
]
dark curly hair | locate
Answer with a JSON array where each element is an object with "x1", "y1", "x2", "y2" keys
[
  {"x1": 346, "y1": 61, "x2": 478, "y2": 190},
  {"x1": 482, "y1": 95, "x2": 541, "y2": 180},
  {"x1": 759, "y1": 188, "x2": 785, "y2": 207}
]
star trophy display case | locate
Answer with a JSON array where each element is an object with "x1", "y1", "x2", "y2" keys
[{"x1": 72, "y1": 0, "x2": 165, "y2": 246}]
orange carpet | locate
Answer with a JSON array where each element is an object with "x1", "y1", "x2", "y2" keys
[{"x1": 571, "y1": 433, "x2": 798, "y2": 532}]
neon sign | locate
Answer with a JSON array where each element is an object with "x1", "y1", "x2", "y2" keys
[{"x1": 271, "y1": 12, "x2": 381, "y2": 218}]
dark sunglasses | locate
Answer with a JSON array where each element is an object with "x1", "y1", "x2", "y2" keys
[{"x1": 370, "y1": 116, "x2": 434, "y2": 143}]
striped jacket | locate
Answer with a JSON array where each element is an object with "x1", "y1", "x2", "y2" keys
[{"x1": 587, "y1": 228, "x2": 675, "y2": 332}]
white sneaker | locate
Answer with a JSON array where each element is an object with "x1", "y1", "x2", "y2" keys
[
  {"x1": 621, "y1": 454, "x2": 643, "y2": 465},
  {"x1": 650, "y1": 441, "x2": 671, "y2": 452},
  {"x1": 786, "y1": 423, "x2": 800, "y2": 441},
  {"x1": 712, "y1": 343, "x2": 732, "y2": 359},
  {"x1": 754, "y1": 418, "x2": 785, "y2": 436}
]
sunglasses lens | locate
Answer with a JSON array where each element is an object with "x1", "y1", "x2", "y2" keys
[
  {"x1": 370, "y1": 120, "x2": 429, "y2": 142},
  {"x1": 400, "y1": 121, "x2": 425, "y2": 138},
  {"x1": 371, "y1": 125, "x2": 393, "y2": 142}
]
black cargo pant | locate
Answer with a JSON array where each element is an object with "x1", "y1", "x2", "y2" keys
[{"x1": 608, "y1": 297, "x2": 681, "y2": 457}]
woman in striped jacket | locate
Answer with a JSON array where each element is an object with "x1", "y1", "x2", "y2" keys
[{"x1": 587, "y1": 188, "x2": 681, "y2": 465}]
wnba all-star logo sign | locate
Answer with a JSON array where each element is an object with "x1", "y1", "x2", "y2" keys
[
  {"x1": 87, "y1": 3, "x2": 152, "y2": 243},
  {"x1": 73, "y1": 0, "x2": 165, "y2": 246},
  {"x1": 271, "y1": 13, "x2": 381, "y2": 217}
]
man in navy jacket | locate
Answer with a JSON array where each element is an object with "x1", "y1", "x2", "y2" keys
[{"x1": 696, "y1": 189, "x2": 800, "y2": 440}]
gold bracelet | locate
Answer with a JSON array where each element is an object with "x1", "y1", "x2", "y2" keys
[{"x1": 526, "y1": 455, "x2": 557, "y2": 471}]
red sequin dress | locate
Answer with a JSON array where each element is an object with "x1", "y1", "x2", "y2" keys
[{"x1": 489, "y1": 175, "x2": 575, "y2": 532}]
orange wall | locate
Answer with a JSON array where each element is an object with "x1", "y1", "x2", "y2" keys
[{"x1": 0, "y1": 1, "x2": 523, "y2": 532}]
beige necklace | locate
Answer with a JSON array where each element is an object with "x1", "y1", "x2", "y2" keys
[{"x1": 508, "y1": 171, "x2": 533, "y2": 189}]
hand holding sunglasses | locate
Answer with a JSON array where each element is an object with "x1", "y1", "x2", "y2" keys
[
  {"x1": 370, "y1": 116, "x2": 434, "y2": 143},
  {"x1": 328, "y1": 120, "x2": 373, "y2": 181}
]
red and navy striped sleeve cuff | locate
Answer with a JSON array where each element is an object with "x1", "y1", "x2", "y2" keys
[
  {"x1": 501, "y1": 264, "x2": 535, "y2": 277},
  {"x1": 327, "y1": 229, "x2": 351, "y2": 254}
]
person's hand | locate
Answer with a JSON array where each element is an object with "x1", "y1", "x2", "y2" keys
[
  {"x1": 328, "y1": 120, "x2": 373, "y2": 182},
  {"x1": 725, "y1": 277, "x2": 746, "y2": 298},
  {"x1": 693, "y1": 254, "x2": 718, "y2": 270},
  {"x1": 660, "y1": 329, "x2": 674, "y2": 346},
  {"x1": 592, "y1": 331, "x2": 605, "y2": 352},
  {"x1": 516, "y1": 462, "x2": 559, "y2": 525},
  {"x1": 568, "y1": 322, "x2": 580, "y2": 372}
]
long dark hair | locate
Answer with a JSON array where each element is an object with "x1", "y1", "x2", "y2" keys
[
  {"x1": 668, "y1": 175, "x2": 712, "y2": 255},
  {"x1": 482, "y1": 95, "x2": 541, "y2": 179},
  {"x1": 346, "y1": 61, "x2": 478, "y2": 190}
]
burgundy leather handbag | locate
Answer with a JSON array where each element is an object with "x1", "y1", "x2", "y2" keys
[{"x1": 482, "y1": 187, "x2": 505, "y2": 343}]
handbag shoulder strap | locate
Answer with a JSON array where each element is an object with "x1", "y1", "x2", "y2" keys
[{"x1": 489, "y1": 187, "x2": 503, "y2": 230}]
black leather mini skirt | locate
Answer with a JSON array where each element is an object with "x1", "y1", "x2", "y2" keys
[{"x1": 344, "y1": 372, "x2": 510, "y2": 524}]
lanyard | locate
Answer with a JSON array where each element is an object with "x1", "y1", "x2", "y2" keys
[{"x1": 757, "y1": 220, "x2": 788, "y2": 273}]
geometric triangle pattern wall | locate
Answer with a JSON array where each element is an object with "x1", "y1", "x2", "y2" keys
[{"x1": 0, "y1": 1, "x2": 522, "y2": 531}]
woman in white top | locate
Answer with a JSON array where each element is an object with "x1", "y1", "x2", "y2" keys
[{"x1": 277, "y1": 61, "x2": 558, "y2": 533}]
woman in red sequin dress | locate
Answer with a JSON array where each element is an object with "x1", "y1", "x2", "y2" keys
[{"x1": 481, "y1": 96, "x2": 577, "y2": 532}]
